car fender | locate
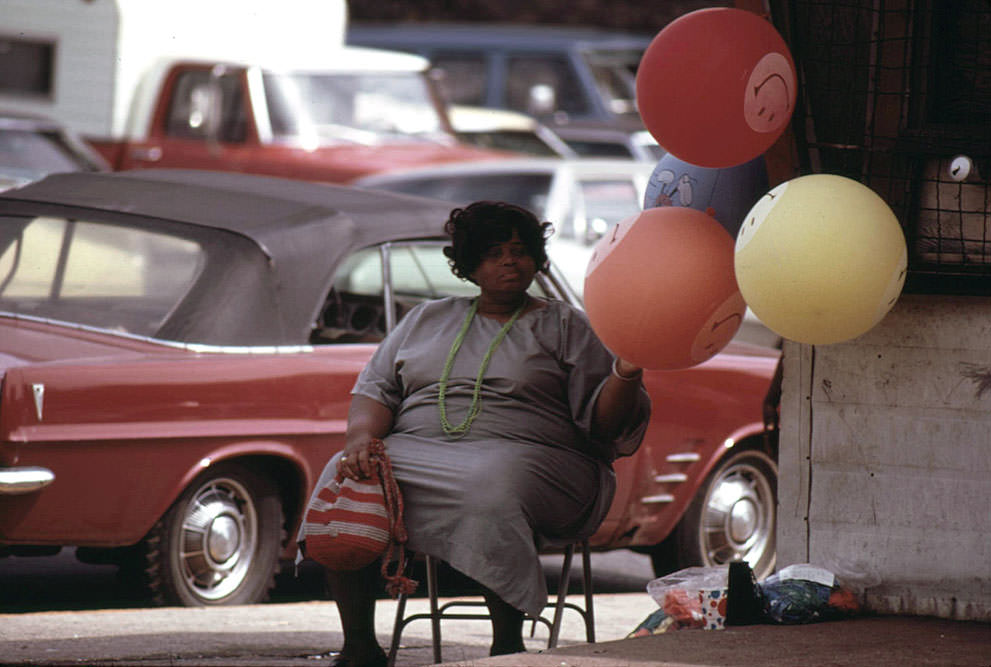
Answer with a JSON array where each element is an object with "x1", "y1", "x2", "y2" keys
[
  {"x1": 596, "y1": 396, "x2": 772, "y2": 552},
  {"x1": 159, "y1": 438, "x2": 325, "y2": 531}
]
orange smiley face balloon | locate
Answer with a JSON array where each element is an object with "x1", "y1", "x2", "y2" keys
[{"x1": 584, "y1": 207, "x2": 744, "y2": 370}]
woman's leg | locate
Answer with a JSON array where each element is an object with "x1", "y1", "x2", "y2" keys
[
  {"x1": 482, "y1": 586, "x2": 526, "y2": 656},
  {"x1": 325, "y1": 560, "x2": 386, "y2": 664}
]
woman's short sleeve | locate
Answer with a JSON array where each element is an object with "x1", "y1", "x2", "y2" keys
[
  {"x1": 555, "y1": 304, "x2": 651, "y2": 461},
  {"x1": 350, "y1": 302, "x2": 425, "y2": 411}
]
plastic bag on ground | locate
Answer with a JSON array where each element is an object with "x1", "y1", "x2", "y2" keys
[
  {"x1": 646, "y1": 566, "x2": 728, "y2": 630},
  {"x1": 761, "y1": 563, "x2": 862, "y2": 624}
]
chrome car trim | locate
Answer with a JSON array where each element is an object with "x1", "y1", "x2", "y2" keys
[
  {"x1": 246, "y1": 66, "x2": 273, "y2": 144},
  {"x1": 0, "y1": 466, "x2": 55, "y2": 495},
  {"x1": 542, "y1": 262, "x2": 583, "y2": 308},
  {"x1": 641, "y1": 494, "x2": 675, "y2": 504},
  {"x1": 380, "y1": 243, "x2": 396, "y2": 333},
  {"x1": 653, "y1": 473, "x2": 688, "y2": 483},
  {"x1": 32, "y1": 383, "x2": 44, "y2": 421},
  {"x1": 667, "y1": 452, "x2": 701, "y2": 463},
  {"x1": 0, "y1": 311, "x2": 314, "y2": 354}
]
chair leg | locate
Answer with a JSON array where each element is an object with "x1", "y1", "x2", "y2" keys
[
  {"x1": 426, "y1": 555, "x2": 442, "y2": 665},
  {"x1": 386, "y1": 587, "x2": 409, "y2": 667},
  {"x1": 547, "y1": 543, "x2": 575, "y2": 649},
  {"x1": 387, "y1": 550, "x2": 418, "y2": 667},
  {"x1": 580, "y1": 539, "x2": 595, "y2": 643},
  {"x1": 389, "y1": 544, "x2": 594, "y2": 664}
]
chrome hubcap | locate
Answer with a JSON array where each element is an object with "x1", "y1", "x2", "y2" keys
[
  {"x1": 178, "y1": 477, "x2": 257, "y2": 601},
  {"x1": 207, "y1": 515, "x2": 241, "y2": 563},
  {"x1": 702, "y1": 456, "x2": 776, "y2": 578},
  {"x1": 729, "y1": 496, "x2": 758, "y2": 543}
]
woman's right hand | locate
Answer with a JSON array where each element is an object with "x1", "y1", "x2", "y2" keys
[
  {"x1": 338, "y1": 438, "x2": 382, "y2": 480},
  {"x1": 340, "y1": 395, "x2": 395, "y2": 480}
]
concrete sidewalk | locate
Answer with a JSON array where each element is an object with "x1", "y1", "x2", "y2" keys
[{"x1": 437, "y1": 615, "x2": 991, "y2": 667}]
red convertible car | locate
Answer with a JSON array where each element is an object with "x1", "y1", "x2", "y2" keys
[{"x1": 0, "y1": 170, "x2": 779, "y2": 606}]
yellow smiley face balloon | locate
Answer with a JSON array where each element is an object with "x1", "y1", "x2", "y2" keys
[{"x1": 734, "y1": 174, "x2": 907, "y2": 345}]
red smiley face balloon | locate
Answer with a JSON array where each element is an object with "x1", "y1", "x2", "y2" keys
[{"x1": 636, "y1": 7, "x2": 797, "y2": 168}]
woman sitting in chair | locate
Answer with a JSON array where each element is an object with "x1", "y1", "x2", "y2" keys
[{"x1": 305, "y1": 200, "x2": 651, "y2": 667}]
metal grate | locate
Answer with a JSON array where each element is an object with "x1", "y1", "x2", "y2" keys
[{"x1": 771, "y1": 0, "x2": 991, "y2": 293}]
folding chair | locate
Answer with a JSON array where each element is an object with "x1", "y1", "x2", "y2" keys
[{"x1": 386, "y1": 539, "x2": 594, "y2": 667}]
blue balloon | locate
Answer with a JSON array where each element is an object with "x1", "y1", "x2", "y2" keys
[{"x1": 643, "y1": 154, "x2": 769, "y2": 237}]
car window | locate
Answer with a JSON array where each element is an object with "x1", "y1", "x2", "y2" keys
[
  {"x1": 455, "y1": 129, "x2": 560, "y2": 157},
  {"x1": 311, "y1": 241, "x2": 550, "y2": 344},
  {"x1": 561, "y1": 139, "x2": 634, "y2": 159},
  {"x1": 0, "y1": 128, "x2": 92, "y2": 175},
  {"x1": 431, "y1": 53, "x2": 488, "y2": 106},
  {"x1": 582, "y1": 48, "x2": 642, "y2": 117},
  {"x1": 505, "y1": 55, "x2": 589, "y2": 116},
  {"x1": 166, "y1": 69, "x2": 247, "y2": 143},
  {"x1": 264, "y1": 71, "x2": 447, "y2": 140},
  {"x1": 0, "y1": 215, "x2": 202, "y2": 335},
  {"x1": 390, "y1": 243, "x2": 476, "y2": 300},
  {"x1": 574, "y1": 178, "x2": 642, "y2": 243}
]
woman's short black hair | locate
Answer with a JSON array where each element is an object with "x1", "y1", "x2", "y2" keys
[{"x1": 442, "y1": 201, "x2": 553, "y2": 283}]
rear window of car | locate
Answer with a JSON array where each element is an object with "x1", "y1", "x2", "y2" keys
[
  {"x1": 369, "y1": 173, "x2": 554, "y2": 218},
  {"x1": 0, "y1": 215, "x2": 203, "y2": 336}
]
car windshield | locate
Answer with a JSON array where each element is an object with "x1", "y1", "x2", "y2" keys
[
  {"x1": 370, "y1": 172, "x2": 554, "y2": 215},
  {"x1": 455, "y1": 130, "x2": 560, "y2": 157},
  {"x1": 582, "y1": 48, "x2": 642, "y2": 117},
  {"x1": 262, "y1": 71, "x2": 451, "y2": 145},
  {"x1": 0, "y1": 215, "x2": 203, "y2": 336},
  {"x1": 0, "y1": 129, "x2": 94, "y2": 183}
]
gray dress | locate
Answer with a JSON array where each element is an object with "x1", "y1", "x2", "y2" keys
[{"x1": 309, "y1": 296, "x2": 650, "y2": 616}]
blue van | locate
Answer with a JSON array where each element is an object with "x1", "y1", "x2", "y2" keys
[{"x1": 347, "y1": 23, "x2": 652, "y2": 142}]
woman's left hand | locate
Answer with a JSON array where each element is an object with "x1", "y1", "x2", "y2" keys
[{"x1": 613, "y1": 358, "x2": 643, "y2": 381}]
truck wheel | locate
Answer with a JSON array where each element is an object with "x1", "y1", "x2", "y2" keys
[
  {"x1": 651, "y1": 448, "x2": 777, "y2": 580},
  {"x1": 144, "y1": 462, "x2": 284, "y2": 606}
]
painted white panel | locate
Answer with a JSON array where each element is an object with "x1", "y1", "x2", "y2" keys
[
  {"x1": 784, "y1": 294, "x2": 991, "y2": 620},
  {"x1": 778, "y1": 340, "x2": 811, "y2": 567}
]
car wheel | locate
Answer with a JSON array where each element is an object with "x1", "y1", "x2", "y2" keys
[
  {"x1": 650, "y1": 448, "x2": 777, "y2": 580},
  {"x1": 144, "y1": 462, "x2": 285, "y2": 606}
]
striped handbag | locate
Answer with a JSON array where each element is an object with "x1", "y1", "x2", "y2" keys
[{"x1": 302, "y1": 439, "x2": 416, "y2": 596}]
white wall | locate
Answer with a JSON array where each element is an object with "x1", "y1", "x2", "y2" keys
[{"x1": 779, "y1": 294, "x2": 991, "y2": 621}]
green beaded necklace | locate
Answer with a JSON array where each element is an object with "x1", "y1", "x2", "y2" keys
[{"x1": 438, "y1": 297, "x2": 528, "y2": 438}]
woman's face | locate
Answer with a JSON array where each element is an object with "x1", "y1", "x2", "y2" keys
[{"x1": 470, "y1": 229, "x2": 537, "y2": 296}]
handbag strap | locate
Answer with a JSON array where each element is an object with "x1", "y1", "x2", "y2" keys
[{"x1": 365, "y1": 438, "x2": 418, "y2": 597}]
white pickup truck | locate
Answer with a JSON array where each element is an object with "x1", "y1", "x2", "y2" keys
[{"x1": 0, "y1": 0, "x2": 501, "y2": 182}]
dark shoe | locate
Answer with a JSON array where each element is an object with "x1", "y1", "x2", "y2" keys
[{"x1": 327, "y1": 651, "x2": 388, "y2": 667}]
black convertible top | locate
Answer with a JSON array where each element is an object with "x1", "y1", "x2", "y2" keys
[{"x1": 0, "y1": 170, "x2": 457, "y2": 345}]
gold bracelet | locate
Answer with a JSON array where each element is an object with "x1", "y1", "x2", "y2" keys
[{"x1": 612, "y1": 358, "x2": 643, "y2": 382}]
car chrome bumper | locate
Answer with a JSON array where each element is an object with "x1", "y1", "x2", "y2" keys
[{"x1": 0, "y1": 466, "x2": 55, "y2": 494}]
